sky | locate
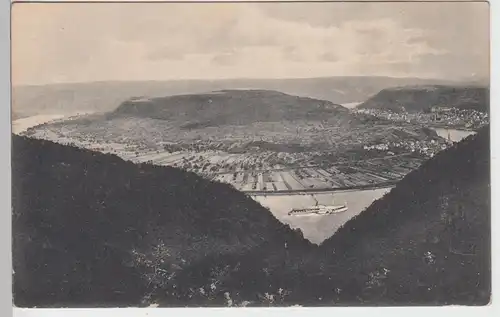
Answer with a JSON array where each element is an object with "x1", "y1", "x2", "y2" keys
[{"x1": 11, "y1": 1, "x2": 490, "y2": 86}]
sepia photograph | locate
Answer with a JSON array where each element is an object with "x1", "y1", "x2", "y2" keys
[{"x1": 10, "y1": 1, "x2": 491, "y2": 308}]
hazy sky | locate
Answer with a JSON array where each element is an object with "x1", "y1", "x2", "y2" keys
[{"x1": 11, "y1": 1, "x2": 489, "y2": 86}]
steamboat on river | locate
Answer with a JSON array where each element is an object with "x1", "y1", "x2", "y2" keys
[{"x1": 288, "y1": 194, "x2": 348, "y2": 216}]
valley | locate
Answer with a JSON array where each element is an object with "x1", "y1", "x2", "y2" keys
[
  {"x1": 16, "y1": 89, "x2": 460, "y2": 244},
  {"x1": 10, "y1": 1, "x2": 491, "y2": 307},
  {"x1": 14, "y1": 87, "x2": 489, "y2": 244},
  {"x1": 21, "y1": 90, "x2": 446, "y2": 196},
  {"x1": 12, "y1": 125, "x2": 491, "y2": 306}
]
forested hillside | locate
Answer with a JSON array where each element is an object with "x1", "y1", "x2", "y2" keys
[
  {"x1": 12, "y1": 126, "x2": 490, "y2": 307},
  {"x1": 11, "y1": 135, "x2": 310, "y2": 307},
  {"x1": 318, "y1": 126, "x2": 490, "y2": 305},
  {"x1": 358, "y1": 85, "x2": 489, "y2": 113}
]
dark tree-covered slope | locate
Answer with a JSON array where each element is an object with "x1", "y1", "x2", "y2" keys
[
  {"x1": 318, "y1": 126, "x2": 491, "y2": 305},
  {"x1": 357, "y1": 85, "x2": 489, "y2": 113},
  {"x1": 11, "y1": 135, "x2": 309, "y2": 307},
  {"x1": 11, "y1": 126, "x2": 491, "y2": 307}
]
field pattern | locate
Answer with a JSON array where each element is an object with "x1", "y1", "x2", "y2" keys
[{"x1": 24, "y1": 122, "x2": 428, "y2": 193}]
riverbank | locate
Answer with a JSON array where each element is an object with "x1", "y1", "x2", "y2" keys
[{"x1": 245, "y1": 181, "x2": 397, "y2": 196}]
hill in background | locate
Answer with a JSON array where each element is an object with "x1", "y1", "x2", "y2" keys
[
  {"x1": 112, "y1": 89, "x2": 350, "y2": 128},
  {"x1": 316, "y1": 125, "x2": 491, "y2": 305},
  {"x1": 28, "y1": 89, "x2": 443, "y2": 154},
  {"x1": 20, "y1": 88, "x2": 448, "y2": 194},
  {"x1": 357, "y1": 85, "x2": 489, "y2": 113},
  {"x1": 12, "y1": 77, "x2": 470, "y2": 117}
]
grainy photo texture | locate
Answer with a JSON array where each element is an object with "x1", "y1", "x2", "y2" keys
[{"x1": 11, "y1": 1, "x2": 490, "y2": 308}]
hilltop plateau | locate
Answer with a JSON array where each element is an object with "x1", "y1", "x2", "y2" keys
[{"x1": 357, "y1": 85, "x2": 489, "y2": 113}]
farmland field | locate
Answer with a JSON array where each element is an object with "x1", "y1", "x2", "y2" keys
[{"x1": 30, "y1": 140, "x2": 415, "y2": 192}]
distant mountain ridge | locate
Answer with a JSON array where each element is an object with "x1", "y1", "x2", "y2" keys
[
  {"x1": 357, "y1": 85, "x2": 489, "y2": 113},
  {"x1": 112, "y1": 89, "x2": 350, "y2": 127},
  {"x1": 12, "y1": 77, "x2": 473, "y2": 117}
]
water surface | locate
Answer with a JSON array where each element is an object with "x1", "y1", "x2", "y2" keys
[
  {"x1": 432, "y1": 128, "x2": 476, "y2": 143},
  {"x1": 253, "y1": 187, "x2": 392, "y2": 244}
]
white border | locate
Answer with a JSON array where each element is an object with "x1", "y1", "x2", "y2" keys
[{"x1": 5, "y1": 1, "x2": 499, "y2": 317}]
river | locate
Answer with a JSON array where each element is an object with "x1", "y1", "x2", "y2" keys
[
  {"x1": 12, "y1": 114, "x2": 67, "y2": 134},
  {"x1": 341, "y1": 102, "x2": 362, "y2": 109},
  {"x1": 431, "y1": 127, "x2": 476, "y2": 143},
  {"x1": 252, "y1": 187, "x2": 392, "y2": 244},
  {"x1": 11, "y1": 112, "x2": 94, "y2": 135}
]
